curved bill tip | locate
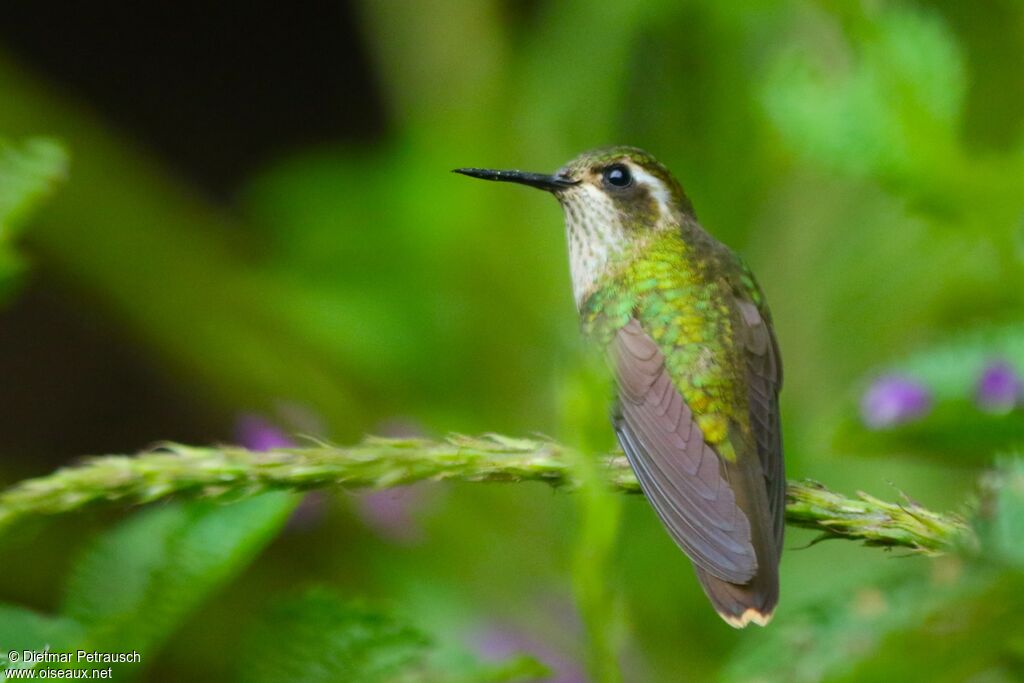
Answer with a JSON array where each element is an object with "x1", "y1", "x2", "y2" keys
[{"x1": 453, "y1": 167, "x2": 577, "y2": 192}]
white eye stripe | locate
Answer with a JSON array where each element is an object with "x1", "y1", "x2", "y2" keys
[{"x1": 628, "y1": 164, "x2": 673, "y2": 219}]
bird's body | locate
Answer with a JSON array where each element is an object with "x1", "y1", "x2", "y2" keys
[{"x1": 456, "y1": 147, "x2": 784, "y2": 627}]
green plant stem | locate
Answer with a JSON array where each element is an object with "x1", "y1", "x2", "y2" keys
[{"x1": 0, "y1": 434, "x2": 973, "y2": 553}]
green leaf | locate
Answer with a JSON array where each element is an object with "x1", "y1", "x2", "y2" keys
[
  {"x1": 873, "y1": 324, "x2": 1024, "y2": 403},
  {"x1": 62, "y1": 492, "x2": 297, "y2": 666},
  {"x1": 0, "y1": 137, "x2": 68, "y2": 299},
  {"x1": 236, "y1": 588, "x2": 549, "y2": 683},
  {"x1": 834, "y1": 461, "x2": 1024, "y2": 681},
  {"x1": 0, "y1": 605, "x2": 83, "y2": 672},
  {"x1": 236, "y1": 588, "x2": 429, "y2": 683},
  {"x1": 0, "y1": 138, "x2": 67, "y2": 235},
  {"x1": 979, "y1": 457, "x2": 1024, "y2": 568},
  {"x1": 733, "y1": 458, "x2": 1024, "y2": 683},
  {"x1": 832, "y1": 571, "x2": 1024, "y2": 683},
  {"x1": 722, "y1": 561, "x2": 993, "y2": 683},
  {"x1": 761, "y1": 6, "x2": 966, "y2": 190},
  {"x1": 838, "y1": 323, "x2": 1024, "y2": 459},
  {"x1": 424, "y1": 655, "x2": 551, "y2": 683}
]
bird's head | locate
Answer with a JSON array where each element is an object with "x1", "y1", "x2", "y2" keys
[
  {"x1": 456, "y1": 145, "x2": 693, "y2": 238},
  {"x1": 456, "y1": 146, "x2": 695, "y2": 304}
]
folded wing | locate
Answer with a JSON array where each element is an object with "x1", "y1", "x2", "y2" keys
[{"x1": 611, "y1": 319, "x2": 757, "y2": 584}]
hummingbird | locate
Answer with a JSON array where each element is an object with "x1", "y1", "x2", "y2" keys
[{"x1": 455, "y1": 147, "x2": 784, "y2": 627}]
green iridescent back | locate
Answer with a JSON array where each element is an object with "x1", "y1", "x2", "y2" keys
[{"x1": 580, "y1": 229, "x2": 759, "y2": 458}]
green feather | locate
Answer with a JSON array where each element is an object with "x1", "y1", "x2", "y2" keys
[{"x1": 582, "y1": 231, "x2": 751, "y2": 457}]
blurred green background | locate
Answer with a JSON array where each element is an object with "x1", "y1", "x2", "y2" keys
[{"x1": 1, "y1": 1, "x2": 1023, "y2": 681}]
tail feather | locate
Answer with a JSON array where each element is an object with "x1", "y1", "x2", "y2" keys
[
  {"x1": 698, "y1": 446, "x2": 781, "y2": 628},
  {"x1": 694, "y1": 565, "x2": 778, "y2": 628}
]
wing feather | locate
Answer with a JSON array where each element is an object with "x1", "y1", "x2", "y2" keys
[
  {"x1": 611, "y1": 319, "x2": 757, "y2": 583},
  {"x1": 734, "y1": 300, "x2": 785, "y2": 553}
]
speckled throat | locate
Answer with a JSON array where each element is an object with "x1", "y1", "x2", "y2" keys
[{"x1": 558, "y1": 183, "x2": 629, "y2": 308}]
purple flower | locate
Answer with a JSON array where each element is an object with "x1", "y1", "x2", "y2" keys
[
  {"x1": 976, "y1": 360, "x2": 1022, "y2": 414},
  {"x1": 352, "y1": 417, "x2": 441, "y2": 544},
  {"x1": 475, "y1": 624, "x2": 586, "y2": 683},
  {"x1": 471, "y1": 596, "x2": 585, "y2": 683},
  {"x1": 355, "y1": 485, "x2": 432, "y2": 544},
  {"x1": 235, "y1": 414, "x2": 294, "y2": 451},
  {"x1": 235, "y1": 414, "x2": 327, "y2": 530},
  {"x1": 860, "y1": 375, "x2": 932, "y2": 429}
]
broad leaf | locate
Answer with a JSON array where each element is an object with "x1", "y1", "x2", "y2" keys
[
  {"x1": 762, "y1": 5, "x2": 965, "y2": 184},
  {"x1": 237, "y1": 588, "x2": 429, "y2": 683},
  {"x1": 62, "y1": 493, "x2": 297, "y2": 669},
  {"x1": 236, "y1": 588, "x2": 548, "y2": 683},
  {"x1": 722, "y1": 561, "x2": 992, "y2": 683},
  {"x1": 0, "y1": 605, "x2": 82, "y2": 674},
  {"x1": 0, "y1": 138, "x2": 68, "y2": 300}
]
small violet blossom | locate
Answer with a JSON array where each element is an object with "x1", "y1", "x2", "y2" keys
[
  {"x1": 354, "y1": 418, "x2": 439, "y2": 544},
  {"x1": 976, "y1": 360, "x2": 1022, "y2": 414},
  {"x1": 234, "y1": 414, "x2": 294, "y2": 451},
  {"x1": 860, "y1": 375, "x2": 932, "y2": 429},
  {"x1": 355, "y1": 486, "x2": 432, "y2": 544},
  {"x1": 475, "y1": 626, "x2": 585, "y2": 683},
  {"x1": 235, "y1": 414, "x2": 325, "y2": 530}
]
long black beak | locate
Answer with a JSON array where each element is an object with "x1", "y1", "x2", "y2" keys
[{"x1": 453, "y1": 167, "x2": 578, "y2": 192}]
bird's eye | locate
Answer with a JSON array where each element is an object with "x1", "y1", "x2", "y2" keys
[{"x1": 602, "y1": 164, "x2": 632, "y2": 189}]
